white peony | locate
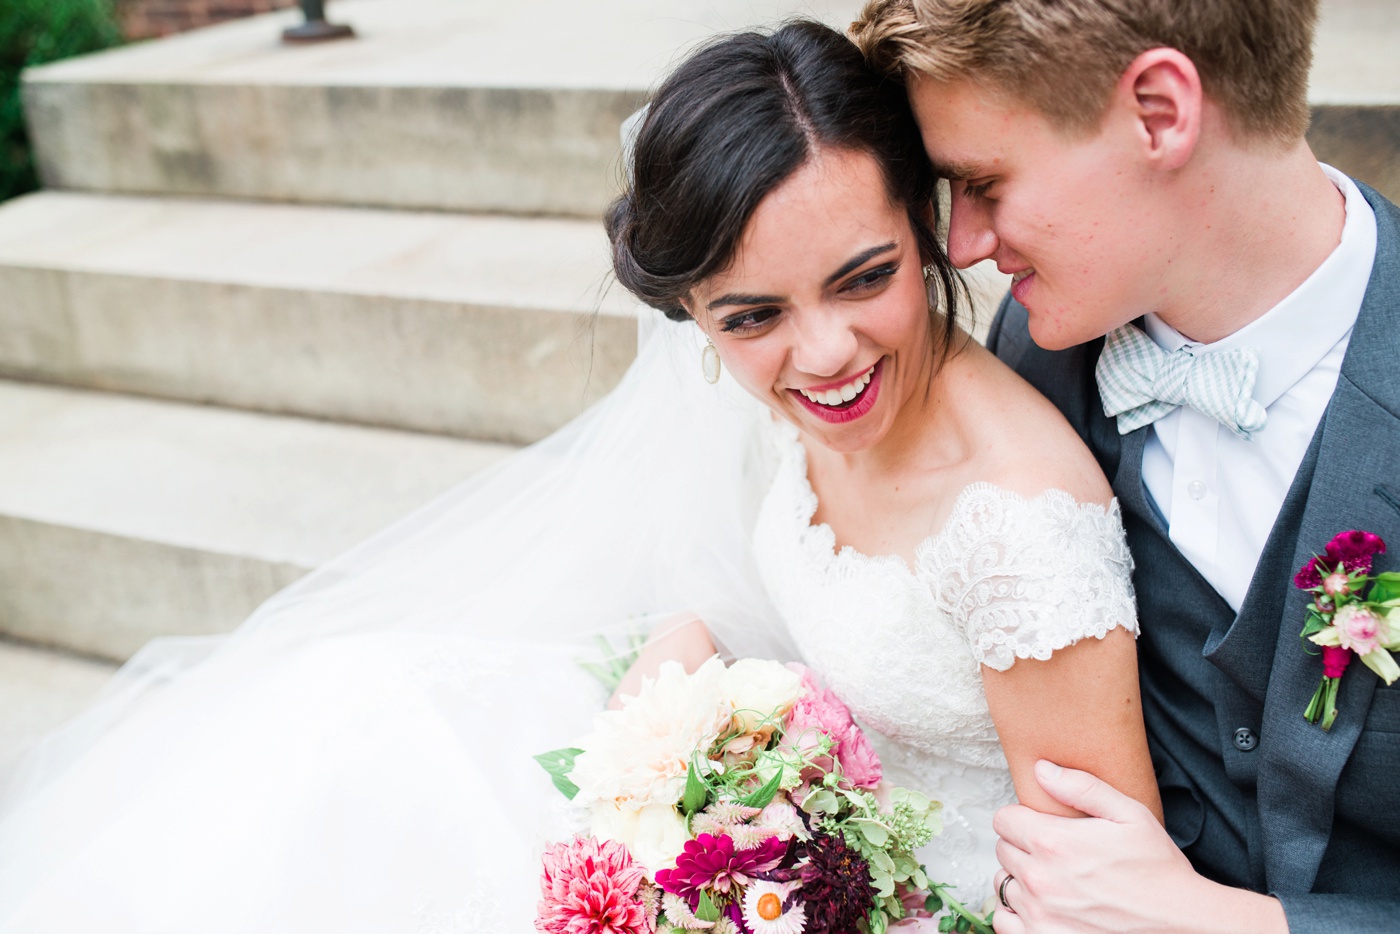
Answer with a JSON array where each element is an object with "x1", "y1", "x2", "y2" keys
[
  {"x1": 589, "y1": 800, "x2": 692, "y2": 873},
  {"x1": 570, "y1": 657, "x2": 730, "y2": 810},
  {"x1": 720, "y1": 658, "x2": 804, "y2": 739}
]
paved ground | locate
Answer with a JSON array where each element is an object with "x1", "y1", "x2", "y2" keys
[{"x1": 0, "y1": 639, "x2": 115, "y2": 767}]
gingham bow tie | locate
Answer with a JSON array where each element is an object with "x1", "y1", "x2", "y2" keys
[{"x1": 1095, "y1": 324, "x2": 1268, "y2": 439}]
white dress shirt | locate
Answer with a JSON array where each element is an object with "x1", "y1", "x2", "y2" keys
[{"x1": 1139, "y1": 164, "x2": 1378, "y2": 611}]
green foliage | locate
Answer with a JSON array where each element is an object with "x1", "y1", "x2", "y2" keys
[
  {"x1": 1, "y1": 0, "x2": 122, "y2": 202},
  {"x1": 1370, "y1": 572, "x2": 1400, "y2": 606},
  {"x1": 577, "y1": 631, "x2": 647, "y2": 691},
  {"x1": 533, "y1": 747, "x2": 584, "y2": 799},
  {"x1": 681, "y1": 759, "x2": 710, "y2": 816}
]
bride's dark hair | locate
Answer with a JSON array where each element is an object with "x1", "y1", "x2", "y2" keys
[{"x1": 607, "y1": 19, "x2": 961, "y2": 343}]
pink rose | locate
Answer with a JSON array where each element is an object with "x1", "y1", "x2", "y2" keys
[
  {"x1": 835, "y1": 723, "x2": 883, "y2": 789},
  {"x1": 1335, "y1": 605, "x2": 1387, "y2": 655},
  {"x1": 781, "y1": 663, "x2": 881, "y2": 789}
]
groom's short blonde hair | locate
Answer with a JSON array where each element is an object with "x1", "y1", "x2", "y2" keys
[{"x1": 851, "y1": 0, "x2": 1318, "y2": 144}]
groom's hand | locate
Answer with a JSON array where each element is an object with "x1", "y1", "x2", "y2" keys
[{"x1": 989, "y1": 760, "x2": 1289, "y2": 934}]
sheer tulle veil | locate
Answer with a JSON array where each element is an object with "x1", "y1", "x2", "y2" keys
[{"x1": 0, "y1": 302, "x2": 796, "y2": 919}]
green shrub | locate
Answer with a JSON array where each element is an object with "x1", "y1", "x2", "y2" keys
[{"x1": 1, "y1": 0, "x2": 122, "y2": 202}]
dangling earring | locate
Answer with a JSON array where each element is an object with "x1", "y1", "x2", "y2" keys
[{"x1": 701, "y1": 339, "x2": 722, "y2": 384}]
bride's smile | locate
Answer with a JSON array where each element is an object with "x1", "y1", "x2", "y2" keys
[{"x1": 688, "y1": 145, "x2": 937, "y2": 455}]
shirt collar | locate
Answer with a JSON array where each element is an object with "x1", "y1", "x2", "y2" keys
[{"x1": 1141, "y1": 164, "x2": 1378, "y2": 408}]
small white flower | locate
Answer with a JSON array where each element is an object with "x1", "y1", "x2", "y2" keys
[{"x1": 742, "y1": 880, "x2": 806, "y2": 934}]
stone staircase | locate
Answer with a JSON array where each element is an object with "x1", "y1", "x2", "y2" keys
[{"x1": 1, "y1": 0, "x2": 1396, "y2": 754}]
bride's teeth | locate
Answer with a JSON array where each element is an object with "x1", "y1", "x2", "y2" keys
[{"x1": 798, "y1": 364, "x2": 878, "y2": 406}]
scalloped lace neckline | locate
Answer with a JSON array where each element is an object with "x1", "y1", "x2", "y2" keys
[{"x1": 778, "y1": 425, "x2": 1109, "y2": 577}]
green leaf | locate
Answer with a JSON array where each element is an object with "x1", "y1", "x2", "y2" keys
[
  {"x1": 1299, "y1": 609, "x2": 1329, "y2": 639},
  {"x1": 682, "y1": 760, "x2": 710, "y2": 816},
  {"x1": 854, "y1": 818, "x2": 890, "y2": 848},
  {"x1": 738, "y1": 768, "x2": 784, "y2": 810},
  {"x1": 1370, "y1": 573, "x2": 1400, "y2": 605},
  {"x1": 869, "y1": 847, "x2": 896, "y2": 874},
  {"x1": 695, "y1": 891, "x2": 721, "y2": 923},
  {"x1": 801, "y1": 789, "x2": 839, "y2": 815},
  {"x1": 533, "y1": 748, "x2": 583, "y2": 800}
]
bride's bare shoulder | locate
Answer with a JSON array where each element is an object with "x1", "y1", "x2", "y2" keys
[{"x1": 944, "y1": 339, "x2": 1113, "y2": 508}]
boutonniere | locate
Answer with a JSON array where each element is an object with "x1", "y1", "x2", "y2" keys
[{"x1": 1294, "y1": 531, "x2": 1400, "y2": 730}]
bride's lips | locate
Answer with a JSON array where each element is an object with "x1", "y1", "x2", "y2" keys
[{"x1": 789, "y1": 359, "x2": 884, "y2": 424}]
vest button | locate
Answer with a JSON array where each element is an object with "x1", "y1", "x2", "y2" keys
[{"x1": 1233, "y1": 727, "x2": 1258, "y2": 752}]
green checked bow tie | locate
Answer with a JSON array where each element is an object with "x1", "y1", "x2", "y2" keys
[{"x1": 1095, "y1": 324, "x2": 1268, "y2": 439}]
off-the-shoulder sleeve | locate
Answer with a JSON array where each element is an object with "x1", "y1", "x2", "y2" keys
[{"x1": 920, "y1": 484, "x2": 1139, "y2": 672}]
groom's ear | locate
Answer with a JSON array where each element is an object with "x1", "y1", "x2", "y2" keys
[{"x1": 1117, "y1": 48, "x2": 1202, "y2": 172}]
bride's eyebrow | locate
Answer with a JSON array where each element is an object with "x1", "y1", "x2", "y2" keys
[
  {"x1": 825, "y1": 242, "x2": 898, "y2": 286},
  {"x1": 706, "y1": 241, "x2": 901, "y2": 311}
]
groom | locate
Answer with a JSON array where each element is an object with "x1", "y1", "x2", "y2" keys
[{"x1": 855, "y1": 1, "x2": 1400, "y2": 931}]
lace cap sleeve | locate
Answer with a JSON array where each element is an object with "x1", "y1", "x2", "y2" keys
[{"x1": 921, "y1": 484, "x2": 1138, "y2": 672}]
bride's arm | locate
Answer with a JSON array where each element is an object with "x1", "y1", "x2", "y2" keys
[
  {"x1": 607, "y1": 613, "x2": 718, "y2": 710},
  {"x1": 981, "y1": 633, "x2": 1163, "y2": 822}
]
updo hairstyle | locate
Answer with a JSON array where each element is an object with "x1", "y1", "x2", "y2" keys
[{"x1": 606, "y1": 19, "x2": 961, "y2": 347}]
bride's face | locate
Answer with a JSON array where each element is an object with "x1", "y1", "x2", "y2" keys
[{"x1": 688, "y1": 146, "x2": 934, "y2": 455}]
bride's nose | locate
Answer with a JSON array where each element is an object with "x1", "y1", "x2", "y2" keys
[{"x1": 789, "y1": 310, "x2": 858, "y2": 379}]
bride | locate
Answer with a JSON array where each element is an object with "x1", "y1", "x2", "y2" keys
[{"x1": 0, "y1": 20, "x2": 1160, "y2": 932}]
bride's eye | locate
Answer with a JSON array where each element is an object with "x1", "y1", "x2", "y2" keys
[
  {"x1": 844, "y1": 263, "x2": 899, "y2": 294},
  {"x1": 720, "y1": 307, "x2": 781, "y2": 333}
]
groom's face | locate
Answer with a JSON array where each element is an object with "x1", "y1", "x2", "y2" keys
[{"x1": 910, "y1": 77, "x2": 1165, "y2": 350}]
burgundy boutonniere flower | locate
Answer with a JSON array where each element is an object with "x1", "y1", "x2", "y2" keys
[{"x1": 1294, "y1": 531, "x2": 1400, "y2": 730}]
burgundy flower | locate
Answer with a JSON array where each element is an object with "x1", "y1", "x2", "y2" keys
[
  {"x1": 1322, "y1": 645, "x2": 1354, "y2": 679},
  {"x1": 655, "y1": 833, "x2": 788, "y2": 904},
  {"x1": 797, "y1": 833, "x2": 875, "y2": 934},
  {"x1": 1294, "y1": 530, "x2": 1387, "y2": 589}
]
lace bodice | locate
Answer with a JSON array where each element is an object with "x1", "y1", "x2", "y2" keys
[{"x1": 752, "y1": 424, "x2": 1138, "y2": 901}]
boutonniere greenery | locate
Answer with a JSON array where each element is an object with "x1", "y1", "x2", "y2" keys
[{"x1": 1294, "y1": 531, "x2": 1400, "y2": 730}]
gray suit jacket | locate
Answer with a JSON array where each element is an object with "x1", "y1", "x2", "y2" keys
[{"x1": 986, "y1": 181, "x2": 1400, "y2": 932}]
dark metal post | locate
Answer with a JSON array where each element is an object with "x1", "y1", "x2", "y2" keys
[{"x1": 283, "y1": 0, "x2": 355, "y2": 43}]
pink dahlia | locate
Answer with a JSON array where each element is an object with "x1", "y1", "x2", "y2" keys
[
  {"x1": 536, "y1": 836, "x2": 655, "y2": 934},
  {"x1": 1295, "y1": 530, "x2": 1387, "y2": 588},
  {"x1": 655, "y1": 833, "x2": 789, "y2": 904}
]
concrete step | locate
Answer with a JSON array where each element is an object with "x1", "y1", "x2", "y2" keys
[
  {"x1": 20, "y1": 0, "x2": 864, "y2": 216},
  {"x1": 0, "y1": 191, "x2": 637, "y2": 444},
  {"x1": 1306, "y1": 0, "x2": 1400, "y2": 203},
  {"x1": 0, "y1": 639, "x2": 115, "y2": 770},
  {"x1": 0, "y1": 379, "x2": 513, "y2": 661}
]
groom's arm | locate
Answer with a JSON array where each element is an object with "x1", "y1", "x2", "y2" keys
[
  {"x1": 992, "y1": 763, "x2": 1400, "y2": 934},
  {"x1": 1275, "y1": 893, "x2": 1400, "y2": 933}
]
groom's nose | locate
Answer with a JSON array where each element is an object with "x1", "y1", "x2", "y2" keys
[{"x1": 946, "y1": 189, "x2": 998, "y2": 269}]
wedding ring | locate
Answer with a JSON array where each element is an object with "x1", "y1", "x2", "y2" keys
[{"x1": 998, "y1": 873, "x2": 1016, "y2": 912}]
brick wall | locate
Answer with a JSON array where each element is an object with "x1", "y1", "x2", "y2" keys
[{"x1": 117, "y1": 0, "x2": 299, "y2": 41}]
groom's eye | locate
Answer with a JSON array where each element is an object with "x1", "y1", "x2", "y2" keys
[
  {"x1": 961, "y1": 179, "x2": 994, "y2": 200},
  {"x1": 720, "y1": 307, "x2": 780, "y2": 333}
]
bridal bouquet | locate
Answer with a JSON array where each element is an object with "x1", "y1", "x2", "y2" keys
[{"x1": 534, "y1": 657, "x2": 992, "y2": 934}]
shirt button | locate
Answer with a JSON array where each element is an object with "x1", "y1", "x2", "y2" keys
[
  {"x1": 1233, "y1": 727, "x2": 1258, "y2": 752},
  {"x1": 1187, "y1": 480, "x2": 1207, "y2": 501}
]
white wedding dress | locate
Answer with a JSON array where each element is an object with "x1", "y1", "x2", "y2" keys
[
  {"x1": 0, "y1": 317, "x2": 1137, "y2": 931},
  {"x1": 754, "y1": 422, "x2": 1138, "y2": 903}
]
